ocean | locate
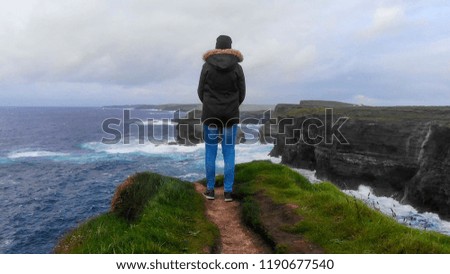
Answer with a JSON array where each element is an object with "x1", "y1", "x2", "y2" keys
[{"x1": 0, "y1": 107, "x2": 449, "y2": 254}]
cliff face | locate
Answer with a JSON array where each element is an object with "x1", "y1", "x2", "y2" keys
[
  {"x1": 269, "y1": 103, "x2": 450, "y2": 220},
  {"x1": 405, "y1": 124, "x2": 450, "y2": 217}
]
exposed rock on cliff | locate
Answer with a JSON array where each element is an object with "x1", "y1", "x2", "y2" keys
[
  {"x1": 173, "y1": 109, "x2": 203, "y2": 145},
  {"x1": 269, "y1": 101, "x2": 450, "y2": 220},
  {"x1": 405, "y1": 124, "x2": 450, "y2": 217}
]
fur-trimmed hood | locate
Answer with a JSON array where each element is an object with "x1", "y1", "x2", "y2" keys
[
  {"x1": 202, "y1": 49, "x2": 243, "y2": 62},
  {"x1": 202, "y1": 49, "x2": 243, "y2": 71}
]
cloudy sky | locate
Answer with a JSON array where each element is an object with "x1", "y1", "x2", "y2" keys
[{"x1": 0, "y1": 0, "x2": 449, "y2": 106}]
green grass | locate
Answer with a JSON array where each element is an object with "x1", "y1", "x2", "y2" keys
[
  {"x1": 54, "y1": 173, "x2": 219, "y2": 254},
  {"x1": 55, "y1": 161, "x2": 450, "y2": 254},
  {"x1": 234, "y1": 160, "x2": 450, "y2": 253}
]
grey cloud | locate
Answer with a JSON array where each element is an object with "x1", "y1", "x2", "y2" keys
[{"x1": 0, "y1": 0, "x2": 449, "y2": 106}]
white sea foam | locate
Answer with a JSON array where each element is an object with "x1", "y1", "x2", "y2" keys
[
  {"x1": 290, "y1": 168, "x2": 450, "y2": 236},
  {"x1": 142, "y1": 119, "x2": 178, "y2": 126},
  {"x1": 291, "y1": 168, "x2": 322, "y2": 183},
  {"x1": 82, "y1": 141, "x2": 203, "y2": 155},
  {"x1": 82, "y1": 140, "x2": 276, "y2": 162},
  {"x1": 7, "y1": 151, "x2": 70, "y2": 159},
  {"x1": 0, "y1": 179, "x2": 18, "y2": 186},
  {"x1": 344, "y1": 185, "x2": 450, "y2": 235},
  {"x1": 205, "y1": 142, "x2": 275, "y2": 169},
  {"x1": 269, "y1": 156, "x2": 282, "y2": 164},
  {"x1": 175, "y1": 173, "x2": 204, "y2": 180},
  {"x1": 235, "y1": 143, "x2": 273, "y2": 163}
]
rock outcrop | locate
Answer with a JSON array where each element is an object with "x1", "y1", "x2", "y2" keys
[
  {"x1": 269, "y1": 101, "x2": 450, "y2": 220},
  {"x1": 173, "y1": 109, "x2": 258, "y2": 145},
  {"x1": 173, "y1": 109, "x2": 203, "y2": 145}
]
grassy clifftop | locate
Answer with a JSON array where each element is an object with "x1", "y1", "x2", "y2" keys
[
  {"x1": 233, "y1": 161, "x2": 450, "y2": 253},
  {"x1": 55, "y1": 161, "x2": 450, "y2": 254},
  {"x1": 54, "y1": 173, "x2": 219, "y2": 254}
]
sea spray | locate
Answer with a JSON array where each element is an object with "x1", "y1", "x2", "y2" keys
[
  {"x1": 287, "y1": 165, "x2": 450, "y2": 236},
  {"x1": 344, "y1": 186, "x2": 450, "y2": 235}
]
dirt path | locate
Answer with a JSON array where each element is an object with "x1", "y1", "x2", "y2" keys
[{"x1": 194, "y1": 183, "x2": 271, "y2": 254}]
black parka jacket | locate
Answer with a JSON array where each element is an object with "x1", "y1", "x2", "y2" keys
[{"x1": 197, "y1": 49, "x2": 246, "y2": 127}]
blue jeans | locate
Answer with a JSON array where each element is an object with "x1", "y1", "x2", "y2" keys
[{"x1": 203, "y1": 124, "x2": 237, "y2": 193}]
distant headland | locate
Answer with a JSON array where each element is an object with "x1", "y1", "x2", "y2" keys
[{"x1": 102, "y1": 103, "x2": 275, "y2": 112}]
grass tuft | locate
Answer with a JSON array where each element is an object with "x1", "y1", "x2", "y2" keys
[
  {"x1": 54, "y1": 173, "x2": 219, "y2": 254},
  {"x1": 110, "y1": 172, "x2": 167, "y2": 222}
]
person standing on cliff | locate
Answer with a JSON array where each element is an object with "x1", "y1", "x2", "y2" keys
[{"x1": 197, "y1": 35, "x2": 246, "y2": 202}]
